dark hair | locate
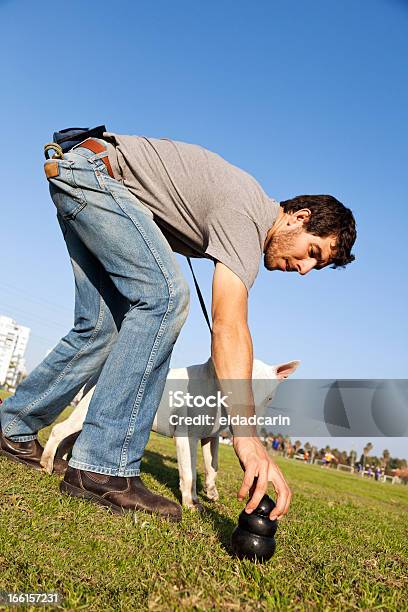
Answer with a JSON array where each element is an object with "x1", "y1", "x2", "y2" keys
[{"x1": 280, "y1": 195, "x2": 356, "y2": 268}]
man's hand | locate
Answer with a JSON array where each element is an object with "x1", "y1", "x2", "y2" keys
[{"x1": 233, "y1": 436, "x2": 292, "y2": 521}]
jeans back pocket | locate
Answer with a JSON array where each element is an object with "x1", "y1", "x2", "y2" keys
[{"x1": 46, "y1": 158, "x2": 87, "y2": 220}]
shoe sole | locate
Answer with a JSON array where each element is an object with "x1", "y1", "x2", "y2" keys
[
  {"x1": 60, "y1": 480, "x2": 181, "y2": 522},
  {"x1": 0, "y1": 448, "x2": 67, "y2": 475},
  {"x1": 0, "y1": 448, "x2": 43, "y2": 471}
]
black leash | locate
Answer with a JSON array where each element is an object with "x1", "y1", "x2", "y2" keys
[{"x1": 186, "y1": 257, "x2": 212, "y2": 334}]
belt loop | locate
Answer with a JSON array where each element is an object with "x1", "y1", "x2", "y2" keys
[{"x1": 77, "y1": 139, "x2": 114, "y2": 178}]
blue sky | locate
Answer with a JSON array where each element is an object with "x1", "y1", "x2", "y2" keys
[{"x1": 0, "y1": 0, "x2": 407, "y2": 457}]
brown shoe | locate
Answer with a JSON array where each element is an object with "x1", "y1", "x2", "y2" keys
[
  {"x1": 60, "y1": 466, "x2": 182, "y2": 522},
  {"x1": 0, "y1": 430, "x2": 68, "y2": 475}
]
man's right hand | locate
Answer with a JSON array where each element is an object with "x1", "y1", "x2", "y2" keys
[{"x1": 233, "y1": 436, "x2": 292, "y2": 521}]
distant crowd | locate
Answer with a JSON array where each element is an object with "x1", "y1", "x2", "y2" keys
[
  {"x1": 242, "y1": 433, "x2": 408, "y2": 482},
  {"x1": 257, "y1": 433, "x2": 407, "y2": 482}
]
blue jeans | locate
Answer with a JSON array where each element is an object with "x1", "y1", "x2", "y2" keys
[{"x1": 1, "y1": 140, "x2": 190, "y2": 476}]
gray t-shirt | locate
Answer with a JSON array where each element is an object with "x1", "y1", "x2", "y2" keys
[{"x1": 104, "y1": 133, "x2": 280, "y2": 291}]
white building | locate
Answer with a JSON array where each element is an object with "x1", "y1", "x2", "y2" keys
[{"x1": 0, "y1": 315, "x2": 30, "y2": 390}]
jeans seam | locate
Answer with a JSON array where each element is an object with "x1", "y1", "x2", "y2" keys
[
  {"x1": 118, "y1": 221, "x2": 174, "y2": 470},
  {"x1": 4, "y1": 272, "x2": 109, "y2": 437},
  {"x1": 102, "y1": 188, "x2": 178, "y2": 473},
  {"x1": 64, "y1": 161, "x2": 87, "y2": 218},
  {"x1": 118, "y1": 295, "x2": 173, "y2": 473},
  {"x1": 5, "y1": 434, "x2": 37, "y2": 442},
  {"x1": 69, "y1": 458, "x2": 140, "y2": 477},
  {"x1": 83, "y1": 155, "x2": 108, "y2": 191}
]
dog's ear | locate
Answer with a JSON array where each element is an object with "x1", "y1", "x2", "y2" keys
[{"x1": 275, "y1": 360, "x2": 300, "y2": 379}]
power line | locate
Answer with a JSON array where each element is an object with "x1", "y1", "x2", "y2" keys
[
  {"x1": 0, "y1": 303, "x2": 71, "y2": 331},
  {"x1": 0, "y1": 281, "x2": 72, "y2": 314}
]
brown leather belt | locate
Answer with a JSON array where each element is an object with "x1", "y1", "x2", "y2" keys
[{"x1": 76, "y1": 138, "x2": 114, "y2": 178}]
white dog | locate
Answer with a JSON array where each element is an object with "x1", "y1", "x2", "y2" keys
[{"x1": 41, "y1": 358, "x2": 299, "y2": 509}]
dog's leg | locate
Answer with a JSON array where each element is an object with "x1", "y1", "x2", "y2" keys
[
  {"x1": 40, "y1": 387, "x2": 95, "y2": 473},
  {"x1": 201, "y1": 436, "x2": 219, "y2": 501},
  {"x1": 175, "y1": 436, "x2": 201, "y2": 510}
]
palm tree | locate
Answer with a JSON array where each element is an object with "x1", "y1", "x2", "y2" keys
[
  {"x1": 340, "y1": 451, "x2": 348, "y2": 465},
  {"x1": 362, "y1": 442, "x2": 374, "y2": 471},
  {"x1": 382, "y1": 449, "x2": 390, "y2": 471}
]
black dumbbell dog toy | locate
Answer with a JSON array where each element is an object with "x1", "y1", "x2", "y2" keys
[{"x1": 231, "y1": 494, "x2": 278, "y2": 561}]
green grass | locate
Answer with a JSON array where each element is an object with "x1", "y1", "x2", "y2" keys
[{"x1": 0, "y1": 391, "x2": 407, "y2": 610}]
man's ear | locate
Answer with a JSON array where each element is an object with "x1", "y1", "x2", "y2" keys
[
  {"x1": 288, "y1": 208, "x2": 311, "y2": 227},
  {"x1": 275, "y1": 360, "x2": 300, "y2": 379}
]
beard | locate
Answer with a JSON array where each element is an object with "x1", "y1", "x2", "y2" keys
[{"x1": 264, "y1": 226, "x2": 303, "y2": 270}]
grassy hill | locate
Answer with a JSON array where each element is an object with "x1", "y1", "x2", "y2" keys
[{"x1": 0, "y1": 393, "x2": 407, "y2": 610}]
